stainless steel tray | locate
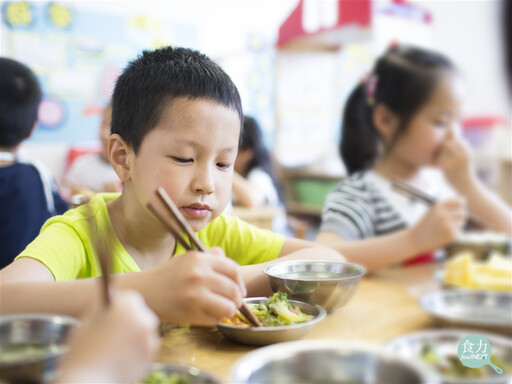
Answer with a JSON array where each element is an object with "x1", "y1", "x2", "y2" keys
[{"x1": 419, "y1": 290, "x2": 512, "y2": 333}]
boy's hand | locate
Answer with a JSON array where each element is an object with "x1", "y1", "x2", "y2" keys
[
  {"x1": 143, "y1": 248, "x2": 246, "y2": 326},
  {"x1": 410, "y1": 197, "x2": 467, "y2": 253},
  {"x1": 434, "y1": 129, "x2": 473, "y2": 190},
  {"x1": 58, "y1": 290, "x2": 159, "y2": 384}
]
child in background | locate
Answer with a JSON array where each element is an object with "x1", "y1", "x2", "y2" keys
[
  {"x1": 1, "y1": 46, "x2": 343, "y2": 325},
  {"x1": 316, "y1": 45, "x2": 512, "y2": 272},
  {"x1": 56, "y1": 290, "x2": 159, "y2": 384},
  {"x1": 63, "y1": 102, "x2": 121, "y2": 198},
  {"x1": 0, "y1": 57, "x2": 68, "y2": 268},
  {"x1": 232, "y1": 115, "x2": 282, "y2": 208}
]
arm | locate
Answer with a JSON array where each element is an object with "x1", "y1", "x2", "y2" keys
[
  {"x1": 56, "y1": 290, "x2": 159, "y2": 384},
  {"x1": 241, "y1": 237, "x2": 344, "y2": 297},
  {"x1": 0, "y1": 250, "x2": 245, "y2": 326},
  {"x1": 315, "y1": 198, "x2": 467, "y2": 273},
  {"x1": 231, "y1": 171, "x2": 267, "y2": 207},
  {"x1": 436, "y1": 128, "x2": 512, "y2": 234}
]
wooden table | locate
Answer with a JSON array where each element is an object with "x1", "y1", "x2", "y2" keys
[{"x1": 157, "y1": 263, "x2": 442, "y2": 381}]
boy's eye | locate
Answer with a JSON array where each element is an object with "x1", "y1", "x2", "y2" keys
[
  {"x1": 171, "y1": 156, "x2": 193, "y2": 164},
  {"x1": 217, "y1": 162, "x2": 231, "y2": 170}
]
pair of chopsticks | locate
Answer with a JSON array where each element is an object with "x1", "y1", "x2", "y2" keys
[
  {"x1": 392, "y1": 179, "x2": 493, "y2": 230},
  {"x1": 147, "y1": 187, "x2": 262, "y2": 327},
  {"x1": 84, "y1": 205, "x2": 112, "y2": 307}
]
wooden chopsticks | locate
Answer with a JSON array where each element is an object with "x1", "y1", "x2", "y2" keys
[
  {"x1": 147, "y1": 187, "x2": 262, "y2": 327},
  {"x1": 392, "y1": 179, "x2": 494, "y2": 230},
  {"x1": 84, "y1": 205, "x2": 111, "y2": 307}
]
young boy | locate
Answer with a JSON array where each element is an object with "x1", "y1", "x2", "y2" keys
[
  {"x1": 1, "y1": 47, "x2": 343, "y2": 326},
  {"x1": 0, "y1": 57, "x2": 68, "y2": 268}
]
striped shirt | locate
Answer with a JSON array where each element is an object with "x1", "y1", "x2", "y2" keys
[{"x1": 319, "y1": 170, "x2": 455, "y2": 241}]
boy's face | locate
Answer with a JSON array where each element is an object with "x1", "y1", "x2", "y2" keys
[{"x1": 132, "y1": 97, "x2": 241, "y2": 232}]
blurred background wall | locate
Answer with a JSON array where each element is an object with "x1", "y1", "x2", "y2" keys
[{"x1": 0, "y1": 0, "x2": 509, "y2": 208}]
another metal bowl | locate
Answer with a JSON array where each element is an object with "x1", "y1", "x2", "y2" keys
[
  {"x1": 139, "y1": 362, "x2": 221, "y2": 384},
  {"x1": 419, "y1": 290, "x2": 512, "y2": 334},
  {"x1": 217, "y1": 297, "x2": 326, "y2": 346},
  {"x1": 230, "y1": 339, "x2": 441, "y2": 383},
  {"x1": 446, "y1": 231, "x2": 511, "y2": 261},
  {"x1": 263, "y1": 260, "x2": 366, "y2": 313},
  {"x1": 386, "y1": 329, "x2": 512, "y2": 384},
  {"x1": 0, "y1": 313, "x2": 79, "y2": 384}
]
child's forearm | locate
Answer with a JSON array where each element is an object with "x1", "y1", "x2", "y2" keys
[
  {"x1": 315, "y1": 229, "x2": 424, "y2": 273},
  {"x1": 0, "y1": 280, "x2": 102, "y2": 317},
  {"x1": 455, "y1": 176, "x2": 512, "y2": 234}
]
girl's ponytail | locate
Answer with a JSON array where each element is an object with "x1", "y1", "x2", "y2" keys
[{"x1": 340, "y1": 81, "x2": 380, "y2": 175}]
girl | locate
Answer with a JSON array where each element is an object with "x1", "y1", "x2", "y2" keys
[
  {"x1": 315, "y1": 45, "x2": 511, "y2": 272},
  {"x1": 231, "y1": 116, "x2": 282, "y2": 208}
]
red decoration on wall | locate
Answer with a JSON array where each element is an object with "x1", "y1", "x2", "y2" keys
[{"x1": 276, "y1": 0, "x2": 372, "y2": 50}]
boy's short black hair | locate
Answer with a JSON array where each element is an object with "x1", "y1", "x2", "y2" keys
[
  {"x1": 112, "y1": 46, "x2": 243, "y2": 154},
  {"x1": 0, "y1": 57, "x2": 42, "y2": 148}
]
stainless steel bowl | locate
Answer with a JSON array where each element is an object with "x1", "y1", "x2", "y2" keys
[
  {"x1": 0, "y1": 313, "x2": 78, "y2": 384},
  {"x1": 419, "y1": 290, "x2": 512, "y2": 334},
  {"x1": 263, "y1": 260, "x2": 366, "y2": 313},
  {"x1": 217, "y1": 297, "x2": 326, "y2": 346},
  {"x1": 230, "y1": 339, "x2": 441, "y2": 383},
  {"x1": 139, "y1": 362, "x2": 221, "y2": 384},
  {"x1": 386, "y1": 329, "x2": 512, "y2": 384},
  {"x1": 446, "y1": 231, "x2": 511, "y2": 260}
]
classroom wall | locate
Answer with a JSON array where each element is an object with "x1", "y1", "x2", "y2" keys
[{"x1": 1, "y1": 0, "x2": 509, "y2": 187}]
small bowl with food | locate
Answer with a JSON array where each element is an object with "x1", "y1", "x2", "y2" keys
[
  {"x1": 263, "y1": 260, "x2": 366, "y2": 313},
  {"x1": 138, "y1": 362, "x2": 221, "y2": 384},
  {"x1": 446, "y1": 231, "x2": 511, "y2": 261},
  {"x1": 386, "y1": 329, "x2": 512, "y2": 384},
  {"x1": 230, "y1": 339, "x2": 440, "y2": 383},
  {"x1": 0, "y1": 313, "x2": 78, "y2": 384},
  {"x1": 217, "y1": 292, "x2": 326, "y2": 346}
]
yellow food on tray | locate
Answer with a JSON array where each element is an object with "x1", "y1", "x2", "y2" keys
[{"x1": 444, "y1": 252, "x2": 512, "y2": 291}]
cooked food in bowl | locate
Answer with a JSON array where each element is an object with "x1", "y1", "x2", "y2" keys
[
  {"x1": 386, "y1": 329, "x2": 512, "y2": 384},
  {"x1": 221, "y1": 292, "x2": 313, "y2": 327},
  {"x1": 217, "y1": 296, "x2": 326, "y2": 345},
  {"x1": 138, "y1": 363, "x2": 221, "y2": 384},
  {"x1": 263, "y1": 260, "x2": 366, "y2": 312},
  {"x1": 0, "y1": 313, "x2": 78, "y2": 384},
  {"x1": 0, "y1": 343, "x2": 68, "y2": 365}
]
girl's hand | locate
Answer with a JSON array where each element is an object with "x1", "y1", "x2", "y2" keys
[
  {"x1": 435, "y1": 129, "x2": 473, "y2": 190},
  {"x1": 58, "y1": 290, "x2": 159, "y2": 384},
  {"x1": 140, "y1": 248, "x2": 246, "y2": 326},
  {"x1": 410, "y1": 197, "x2": 467, "y2": 253}
]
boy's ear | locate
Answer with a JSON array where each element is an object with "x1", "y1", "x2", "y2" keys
[
  {"x1": 108, "y1": 134, "x2": 132, "y2": 182},
  {"x1": 372, "y1": 104, "x2": 399, "y2": 142}
]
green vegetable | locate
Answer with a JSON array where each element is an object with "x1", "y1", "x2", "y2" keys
[
  {"x1": 138, "y1": 370, "x2": 190, "y2": 384},
  {"x1": 250, "y1": 292, "x2": 313, "y2": 326}
]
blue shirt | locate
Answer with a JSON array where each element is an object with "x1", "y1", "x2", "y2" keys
[{"x1": 0, "y1": 163, "x2": 68, "y2": 268}]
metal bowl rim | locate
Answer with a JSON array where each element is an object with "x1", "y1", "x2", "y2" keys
[
  {"x1": 419, "y1": 290, "x2": 512, "y2": 327},
  {"x1": 217, "y1": 297, "x2": 326, "y2": 331},
  {"x1": 263, "y1": 260, "x2": 367, "y2": 281},
  {"x1": 229, "y1": 339, "x2": 441, "y2": 384},
  {"x1": 0, "y1": 313, "x2": 79, "y2": 326}
]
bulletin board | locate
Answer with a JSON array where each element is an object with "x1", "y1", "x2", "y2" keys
[{"x1": 1, "y1": 1, "x2": 198, "y2": 143}]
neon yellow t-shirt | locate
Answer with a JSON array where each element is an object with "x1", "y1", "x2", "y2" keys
[{"x1": 16, "y1": 193, "x2": 285, "y2": 281}]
